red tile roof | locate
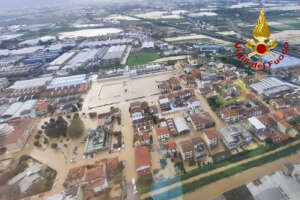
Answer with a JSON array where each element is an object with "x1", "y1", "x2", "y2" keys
[
  {"x1": 90, "y1": 179, "x2": 106, "y2": 189},
  {"x1": 85, "y1": 166, "x2": 104, "y2": 182},
  {"x1": 0, "y1": 119, "x2": 32, "y2": 146},
  {"x1": 203, "y1": 128, "x2": 220, "y2": 140},
  {"x1": 165, "y1": 140, "x2": 176, "y2": 150},
  {"x1": 34, "y1": 102, "x2": 48, "y2": 112},
  {"x1": 156, "y1": 126, "x2": 169, "y2": 137},
  {"x1": 135, "y1": 146, "x2": 151, "y2": 170},
  {"x1": 66, "y1": 166, "x2": 86, "y2": 181},
  {"x1": 107, "y1": 157, "x2": 119, "y2": 174},
  {"x1": 190, "y1": 113, "x2": 214, "y2": 126}
]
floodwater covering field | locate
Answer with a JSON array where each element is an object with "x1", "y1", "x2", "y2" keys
[{"x1": 59, "y1": 28, "x2": 123, "y2": 39}]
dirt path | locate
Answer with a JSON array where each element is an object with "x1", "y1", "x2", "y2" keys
[{"x1": 140, "y1": 139, "x2": 300, "y2": 199}]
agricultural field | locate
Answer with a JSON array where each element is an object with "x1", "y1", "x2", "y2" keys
[{"x1": 126, "y1": 51, "x2": 161, "y2": 66}]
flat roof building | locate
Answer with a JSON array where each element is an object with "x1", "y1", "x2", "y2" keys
[
  {"x1": 9, "y1": 77, "x2": 52, "y2": 90},
  {"x1": 173, "y1": 117, "x2": 190, "y2": 135}
]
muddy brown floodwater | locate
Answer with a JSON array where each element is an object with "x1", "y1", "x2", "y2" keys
[{"x1": 183, "y1": 151, "x2": 300, "y2": 200}]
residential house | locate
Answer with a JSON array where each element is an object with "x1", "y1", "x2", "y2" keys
[
  {"x1": 180, "y1": 137, "x2": 206, "y2": 161},
  {"x1": 134, "y1": 131, "x2": 151, "y2": 146},
  {"x1": 181, "y1": 75, "x2": 197, "y2": 88},
  {"x1": 85, "y1": 164, "x2": 108, "y2": 193},
  {"x1": 64, "y1": 166, "x2": 86, "y2": 188},
  {"x1": 164, "y1": 140, "x2": 177, "y2": 154},
  {"x1": 169, "y1": 77, "x2": 181, "y2": 90},
  {"x1": 0, "y1": 119, "x2": 34, "y2": 153},
  {"x1": 219, "y1": 124, "x2": 253, "y2": 150},
  {"x1": 218, "y1": 108, "x2": 239, "y2": 123},
  {"x1": 190, "y1": 113, "x2": 215, "y2": 131},
  {"x1": 156, "y1": 126, "x2": 170, "y2": 142},
  {"x1": 270, "y1": 98, "x2": 291, "y2": 110},
  {"x1": 157, "y1": 81, "x2": 171, "y2": 94},
  {"x1": 34, "y1": 102, "x2": 48, "y2": 116},
  {"x1": 192, "y1": 69, "x2": 201, "y2": 80},
  {"x1": 203, "y1": 128, "x2": 221, "y2": 149},
  {"x1": 187, "y1": 96, "x2": 201, "y2": 110},
  {"x1": 166, "y1": 118, "x2": 178, "y2": 136},
  {"x1": 159, "y1": 98, "x2": 171, "y2": 112},
  {"x1": 248, "y1": 117, "x2": 266, "y2": 137},
  {"x1": 135, "y1": 146, "x2": 151, "y2": 176}
]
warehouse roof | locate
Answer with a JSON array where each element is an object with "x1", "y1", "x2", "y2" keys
[
  {"x1": 9, "y1": 77, "x2": 52, "y2": 90},
  {"x1": 248, "y1": 117, "x2": 266, "y2": 130},
  {"x1": 1, "y1": 100, "x2": 37, "y2": 119},
  {"x1": 102, "y1": 45, "x2": 127, "y2": 60},
  {"x1": 250, "y1": 77, "x2": 297, "y2": 95},
  {"x1": 173, "y1": 117, "x2": 190, "y2": 134},
  {"x1": 47, "y1": 74, "x2": 86, "y2": 89}
]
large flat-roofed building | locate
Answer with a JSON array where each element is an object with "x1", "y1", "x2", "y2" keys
[
  {"x1": 47, "y1": 74, "x2": 87, "y2": 89},
  {"x1": 250, "y1": 77, "x2": 297, "y2": 97},
  {"x1": 173, "y1": 117, "x2": 190, "y2": 135},
  {"x1": 9, "y1": 76, "x2": 52, "y2": 90},
  {"x1": 62, "y1": 48, "x2": 107, "y2": 72},
  {"x1": 1, "y1": 100, "x2": 37, "y2": 120},
  {"x1": 102, "y1": 45, "x2": 127, "y2": 64},
  {"x1": 49, "y1": 51, "x2": 76, "y2": 66},
  {"x1": 219, "y1": 124, "x2": 252, "y2": 150},
  {"x1": 0, "y1": 77, "x2": 9, "y2": 90},
  {"x1": 79, "y1": 39, "x2": 133, "y2": 48},
  {"x1": 0, "y1": 46, "x2": 44, "y2": 56}
]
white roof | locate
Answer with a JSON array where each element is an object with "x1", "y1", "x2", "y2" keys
[
  {"x1": 250, "y1": 77, "x2": 297, "y2": 94},
  {"x1": 0, "y1": 46, "x2": 44, "y2": 56},
  {"x1": 49, "y1": 51, "x2": 76, "y2": 66},
  {"x1": 9, "y1": 77, "x2": 52, "y2": 90},
  {"x1": 248, "y1": 117, "x2": 266, "y2": 130},
  {"x1": 45, "y1": 194, "x2": 64, "y2": 200},
  {"x1": 159, "y1": 98, "x2": 170, "y2": 104},
  {"x1": 247, "y1": 163, "x2": 300, "y2": 200},
  {"x1": 264, "y1": 51, "x2": 300, "y2": 69},
  {"x1": 1, "y1": 100, "x2": 37, "y2": 119},
  {"x1": 47, "y1": 74, "x2": 86, "y2": 89},
  {"x1": 173, "y1": 117, "x2": 190, "y2": 133},
  {"x1": 103, "y1": 45, "x2": 127, "y2": 60}
]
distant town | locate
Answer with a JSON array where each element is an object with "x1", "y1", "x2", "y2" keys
[{"x1": 0, "y1": 0, "x2": 300, "y2": 200}]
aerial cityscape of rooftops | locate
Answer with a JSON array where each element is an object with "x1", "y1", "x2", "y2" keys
[{"x1": 1, "y1": 0, "x2": 300, "y2": 200}]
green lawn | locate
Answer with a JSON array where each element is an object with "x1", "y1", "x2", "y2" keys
[{"x1": 126, "y1": 52, "x2": 161, "y2": 66}]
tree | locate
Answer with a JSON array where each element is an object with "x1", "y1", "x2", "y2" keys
[
  {"x1": 89, "y1": 112, "x2": 97, "y2": 118},
  {"x1": 67, "y1": 118, "x2": 84, "y2": 139},
  {"x1": 51, "y1": 143, "x2": 58, "y2": 149},
  {"x1": 71, "y1": 105, "x2": 78, "y2": 112},
  {"x1": 73, "y1": 113, "x2": 79, "y2": 120},
  {"x1": 34, "y1": 135, "x2": 40, "y2": 140},
  {"x1": 45, "y1": 116, "x2": 68, "y2": 138},
  {"x1": 44, "y1": 138, "x2": 49, "y2": 144},
  {"x1": 34, "y1": 141, "x2": 40, "y2": 147},
  {"x1": 265, "y1": 137, "x2": 273, "y2": 145},
  {"x1": 47, "y1": 104, "x2": 56, "y2": 114}
]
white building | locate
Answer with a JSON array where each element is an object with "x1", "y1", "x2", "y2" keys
[{"x1": 173, "y1": 117, "x2": 190, "y2": 135}]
